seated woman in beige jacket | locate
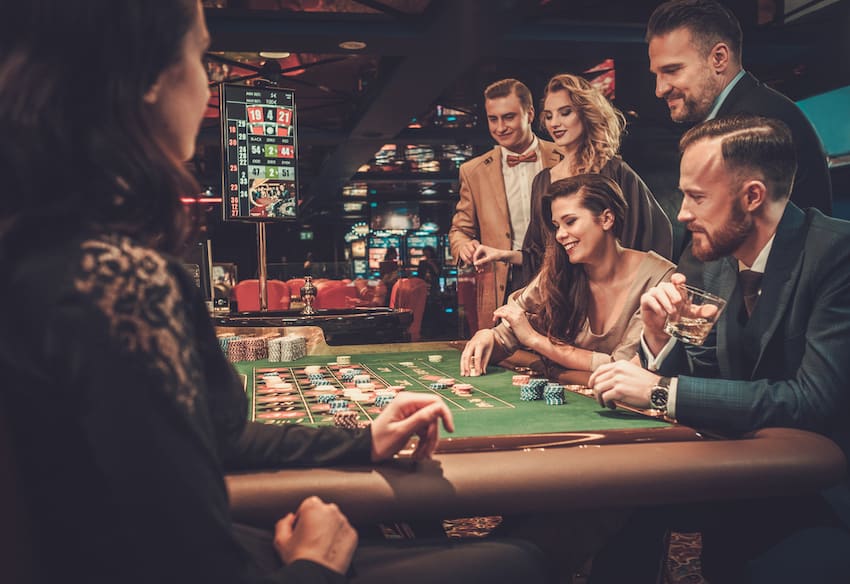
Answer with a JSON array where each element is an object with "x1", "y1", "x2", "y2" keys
[{"x1": 460, "y1": 173, "x2": 675, "y2": 375}]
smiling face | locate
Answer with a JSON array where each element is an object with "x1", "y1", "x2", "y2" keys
[
  {"x1": 649, "y1": 27, "x2": 723, "y2": 123},
  {"x1": 143, "y1": 0, "x2": 211, "y2": 161},
  {"x1": 550, "y1": 193, "x2": 612, "y2": 265},
  {"x1": 541, "y1": 89, "x2": 585, "y2": 155},
  {"x1": 485, "y1": 91, "x2": 535, "y2": 154},
  {"x1": 678, "y1": 137, "x2": 754, "y2": 261}
]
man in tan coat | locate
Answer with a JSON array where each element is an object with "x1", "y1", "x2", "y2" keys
[{"x1": 449, "y1": 79, "x2": 561, "y2": 333}]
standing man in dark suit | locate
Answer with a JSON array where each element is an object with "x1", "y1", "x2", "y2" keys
[
  {"x1": 647, "y1": 0, "x2": 832, "y2": 214},
  {"x1": 589, "y1": 115, "x2": 850, "y2": 583}
]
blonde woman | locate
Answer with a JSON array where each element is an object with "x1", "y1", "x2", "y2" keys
[{"x1": 474, "y1": 74, "x2": 673, "y2": 286}]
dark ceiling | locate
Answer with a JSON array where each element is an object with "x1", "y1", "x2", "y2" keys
[{"x1": 196, "y1": 0, "x2": 850, "y2": 224}]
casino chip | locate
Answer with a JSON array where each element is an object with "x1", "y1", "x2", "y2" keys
[{"x1": 427, "y1": 355, "x2": 443, "y2": 363}]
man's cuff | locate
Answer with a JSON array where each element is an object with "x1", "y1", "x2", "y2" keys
[
  {"x1": 667, "y1": 377, "x2": 679, "y2": 419},
  {"x1": 641, "y1": 333, "x2": 677, "y2": 371}
]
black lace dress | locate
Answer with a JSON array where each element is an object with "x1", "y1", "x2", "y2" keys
[{"x1": 1, "y1": 233, "x2": 371, "y2": 584}]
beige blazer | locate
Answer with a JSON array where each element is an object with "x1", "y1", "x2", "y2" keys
[{"x1": 449, "y1": 140, "x2": 562, "y2": 331}]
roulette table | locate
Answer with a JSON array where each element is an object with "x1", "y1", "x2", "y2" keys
[{"x1": 224, "y1": 342, "x2": 847, "y2": 525}]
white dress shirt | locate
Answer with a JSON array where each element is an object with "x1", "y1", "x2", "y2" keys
[{"x1": 500, "y1": 136, "x2": 543, "y2": 251}]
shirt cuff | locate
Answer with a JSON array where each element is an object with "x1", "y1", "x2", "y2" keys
[
  {"x1": 641, "y1": 333, "x2": 677, "y2": 371},
  {"x1": 667, "y1": 377, "x2": 679, "y2": 420}
]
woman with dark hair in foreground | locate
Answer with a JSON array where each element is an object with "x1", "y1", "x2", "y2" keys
[{"x1": 0, "y1": 2, "x2": 549, "y2": 582}]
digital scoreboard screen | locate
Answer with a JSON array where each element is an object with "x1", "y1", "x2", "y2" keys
[{"x1": 220, "y1": 84, "x2": 298, "y2": 221}]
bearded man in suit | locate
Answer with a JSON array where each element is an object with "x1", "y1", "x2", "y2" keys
[
  {"x1": 449, "y1": 79, "x2": 561, "y2": 332},
  {"x1": 589, "y1": 114, "x2": 850, "y2": 584},
  {"x1": 646, "y1": 0, "x2": 832, "y2": 215}
]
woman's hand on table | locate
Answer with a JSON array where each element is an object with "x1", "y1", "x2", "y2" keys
[
  {"x1": 370, "y1": 393, "x2": 454, "y2": 462},
  {"x1": 460, "y1": 329, "x2": 496, "y2": 376}
]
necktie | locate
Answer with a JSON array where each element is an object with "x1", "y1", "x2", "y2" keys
[
  {"x1": 739, "y1": 269, "x2": 763, "y2": 317},
  {"x1": 505, "y1": 151, "x2": 538, "y2": 167}
]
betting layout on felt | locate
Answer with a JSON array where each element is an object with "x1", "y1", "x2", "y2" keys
[{"x1": 247, "y1": 356, "x2": 550, "y2": 430}]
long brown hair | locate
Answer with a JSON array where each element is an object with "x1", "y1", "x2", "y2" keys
[
  {"x1": 0, "y1": 0, "x2": 200, "y2": 261},
  {"x1": 533, "y1": 174, "x2": 628, "y2": 344},
  {"x1": 539, "y1": 73, "x2": 625, "y2": 174}
]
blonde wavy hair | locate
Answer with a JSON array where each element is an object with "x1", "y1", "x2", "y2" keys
[{"x1": 540, "y1": 73, "x2": 626, "y2": 174}]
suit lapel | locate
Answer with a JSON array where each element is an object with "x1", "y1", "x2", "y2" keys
[
  {"x1": 750, "y1": 205, "x2": 807, "y2": 373},
  {"x1": 482, "y1": 146, "x2": 510, "y2": 231}
]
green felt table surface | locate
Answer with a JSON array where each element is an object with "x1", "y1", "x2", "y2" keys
[{"x1": 231, "y1": 349, "x2": 669, "y2": 438}]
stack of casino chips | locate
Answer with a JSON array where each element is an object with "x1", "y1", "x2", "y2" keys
[
  {"x1": 519, "y1": 378, "x2": 548, "y2": 401},
  {"x1": 329, "y1": 399, "x2": 349, "y2": 413},
  {"x1": 429, "y1": 382, "x2": 448, "y2": 390},
  {"x1": 543, "y1": 383, "x2": 566, "y2": 405},
  {"x1": 245, "y1": 337, "x2": 268, "y2": 361},
  {"x1": 374, "y1": 390, "x2": 396, "y2": 409},
  {"x1": 218, "y1": 334, "x2": 239, "y2": 357},
  {"x1": 267, "y1": 337, "x2": 282, "y2": 362},
  {"x1": 317, "y1": 393, "x2": 338, "y2": 404},
  {"x1": 511, "y1": 374, "x2": 531, "y2": 386},
  {"x1": 452, "y1": 383, "x2": 473, "y2": 397},
  {"x1": 339, "y1": 368, "x2": 361, "y2": 382},
  {"x1": 268, "y1": 335, "x2": 307, "y2": 362},
  {"x1": 333, "y1": 410, "x2": 359, "y2": 428},
  {"x1": 226, "y1": 337, "x2": 248, "y2": 362}
]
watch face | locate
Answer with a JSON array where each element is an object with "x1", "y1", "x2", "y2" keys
[{"x1": 650, "y1": 388, "x2": 668, "y2": 409}]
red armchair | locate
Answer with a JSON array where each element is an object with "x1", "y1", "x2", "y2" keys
[{"x1": 232, "y1": 279, "x2": 290, "y2": 311}]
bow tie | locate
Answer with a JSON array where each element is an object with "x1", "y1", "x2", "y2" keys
[{"x1": 506, "y1": 151, "x2": 538, "y2": 167}]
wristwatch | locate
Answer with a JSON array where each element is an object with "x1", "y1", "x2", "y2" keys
[{"x1": 649, "y1": 377, "x2": 671, "y2": 413}]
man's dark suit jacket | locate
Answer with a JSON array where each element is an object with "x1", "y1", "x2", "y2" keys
[
  {"x1": 653, "y1": 204, "x2": 850, "y2": 466},
  {"x1": 717, "y1": 72, "x2": 833, "y2": 215}
]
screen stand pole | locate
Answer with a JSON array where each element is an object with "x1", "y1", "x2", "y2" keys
[{"x1": 256, "y1": 222, "x2": 268, "y2": 311}]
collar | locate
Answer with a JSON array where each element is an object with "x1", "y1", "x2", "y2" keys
[
  {"x1": 705, "y1": 69, "x2": 747, "y2": 121},
  {"x1": 500, "y1": 135, "x2": 539, "y2": 163},
  {"x1": 737, "y1": 233, "x2": 775, "y2": 273}
]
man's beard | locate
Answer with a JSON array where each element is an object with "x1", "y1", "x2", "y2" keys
[
  {"x1": 669, "y1": 74, "x2": 721, "y2": 123},
  {"x1": 689, "y1": 200, "x2": 753, "y2": 262}
]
